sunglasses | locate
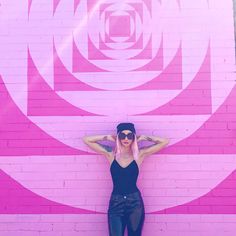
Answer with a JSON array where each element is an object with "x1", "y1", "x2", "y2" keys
[{"x1": 118, "y1": 132, "x2": 135, "y2": 140}]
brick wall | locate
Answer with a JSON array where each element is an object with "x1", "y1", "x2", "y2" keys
[{"x1": 0, "y1": 0, "x2": 235, "y2": 235}]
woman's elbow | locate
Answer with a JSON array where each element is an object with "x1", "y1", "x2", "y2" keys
[
  {"x1": 82, "y1": 136, "x2": 89, "y2": 144},
  {"x1": 163, "y1": 139, "x2": 169, "y2": 146}
]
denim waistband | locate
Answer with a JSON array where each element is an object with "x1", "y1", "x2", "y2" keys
[{"x1": 111, "y1": 190, "x2": 141, "y2": 198}]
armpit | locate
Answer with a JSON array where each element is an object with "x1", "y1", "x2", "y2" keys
[{"x1": 98, "y1": 143, "x2": 113, "y2": 152}]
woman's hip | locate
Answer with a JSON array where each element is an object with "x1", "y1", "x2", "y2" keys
[{"x1": 108, "y1": 190, "x2": 145, "y2": 215}]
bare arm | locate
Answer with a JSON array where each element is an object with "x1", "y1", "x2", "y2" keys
[
  {"x1": 82, "y1": 134, "x2": 116, "y2": 158},
  {"x1": 137, "y1": 135, "x2": 169, "y2": 159}
]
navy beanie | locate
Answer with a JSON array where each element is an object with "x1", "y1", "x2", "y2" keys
[{"x1": 116, "y1": 122, "x2": 136, "y2": 134}]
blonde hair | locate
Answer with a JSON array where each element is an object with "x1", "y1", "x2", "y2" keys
[{"x1": 114, "y1": 133, "x2": 139, "y2": 161}]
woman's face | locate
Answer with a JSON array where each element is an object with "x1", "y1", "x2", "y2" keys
[{"x1": 118, "y1": 130, "x2": 135, "y2": 147}]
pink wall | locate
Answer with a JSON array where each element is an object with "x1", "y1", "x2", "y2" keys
[{"x1": 0, "y1": 0, "x2": 236, "y2": 235}]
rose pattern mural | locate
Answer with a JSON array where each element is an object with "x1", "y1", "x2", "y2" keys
[{"x1": 0, "y1": 0, "x2": 236, "y2": 235}]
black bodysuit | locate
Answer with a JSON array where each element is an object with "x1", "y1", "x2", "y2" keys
[
  {"x1": 108, "y1": 158, "x2": 145, "y2": 235},
  {"x1": 110, "y1": 158, "x2": 139, "y2": 194}
]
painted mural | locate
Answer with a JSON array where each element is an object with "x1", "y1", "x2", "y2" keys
[{"x1": 0, "y1": 0, "x2": 235, "y2": 235}]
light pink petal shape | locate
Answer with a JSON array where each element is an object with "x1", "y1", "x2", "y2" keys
[
  {"x1": 53, "y1": 41, "x2": 105, "y2": 91},
  {"x1": 2, "y1": 154, "x2": 235, "y2": 213},
  {"x1": 99, "y1": 34, "x2": 113, "y2": 50},
  {"x1": 128, "y1": 33, "x2": 143, "y2": 49},
  {"x1": 124, "y1": 11, "x2": 136, "y2": 43},
  {"x1": 0, "y1": 170, "x2": 98, "y2": 214},
  {"x1": 135, "y1": 35, "x2": 163, "y2": 70},
  {"x1": 0, "y1": 155, "x2": 114, "y2": 212},
  {"x1": 88, "y1": 36, "x2": 113, "y2": 60},
  {"x1": 105, "y1": 32, "x2": 116, "y2": 43},
  {"x1": 139, "y1": 44, "x2": 211, "y2": 115},
  {"x1": 125, "y1": 32, "x2": 136, "y2": 43},
  {"x1": 127, "y1": 44, "x2": 182, "y2": 90},
  {"x1": 0, "y1": 75, "x2": 92, "y2": 156},
  {"x1": 99, "y1": 3, "x2": 112, "y2": 17},
  {"x1": 131, "y1": 36, "x2": 152, "y2": 59},
  {"x1": 155, "y1": 168, "x2": 236, "y2": 214},
  {"x1": 161, "y1": 83, "x2": 236, "y2": 155},
  {"x1": 72, "y1": 39, "x2": 108, "y2": 72},
  {"x1": 129, "y1": 3, "x2": 143, "y2": 22},
  {"x1": 28, "y1": 49, "x2": 103, "y2": 116},
  {"x1": 126, "y1": 10, "x2": 136, "y2": 21}
]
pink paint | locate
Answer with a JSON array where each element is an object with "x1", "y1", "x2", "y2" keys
[
  {"x1": 0, "y1": 170, "x2": 99, "y2": 214},
  {"x1": 155, "y1": 168, "x2": 236, "y2": 214},
  {"x1": 28, "y1": 0, "x2": 32, "y2": 16},
  {"x1": 99, "y1": 34, "x2": 113, "y2": 49},
  {"x1": 0, "y1": 74, "x2": 92, "y2": 156},
  {"x1": 100, "y1": 3, "x2": 113, "y2": 17},
  {"x1": 53, "y1": 41, "x2": 106, "y2": 91},
  {"x1": 131, "y1": 36, "x2": 152, "y2": 59},
  {"x1": 0, "y1": 0, "x2": 236, "y2": 235},
  {"x1": 135, "y1": 35, "x2": 163, "y2": 70},
  {"x1": 72, "y1": 39, "x2": 108, "y2": 72},
  {"x1": 128, "y1": 44, "x2": 182, "y2": 90},
  {"x1": 126, "y1": 32, "x2": 137, "y2": 43},
  {"x1": 129, "y1": 3, "x2": 143, "y2": 21},
  {"x1": 88, "y1": 36, "x2": 113, "y2": 60},
  {"x1": 53, "y1": 0, "x2": 61, "y2": 15},
  {"x1": 139, "y1": 44, "x2": 211, "y2": 114},
  {"x1": 161, "y1": 82, "x2": 236, "y2": 154},
  {"x1": 109, "y1": 15, "x2": 131, "y2": 37},
  {"x1": 74, "y1": 0, "x2": 81, "y2": 13},
  {"x1": 143, "y1": 0, "x2": 152, "y2": 16},
  {"x1": 105, "y1": 32, "x2": 116, "y2": 43},
  {"x1": 28, "y1": 49, "x2": 102, "y2": 116}
]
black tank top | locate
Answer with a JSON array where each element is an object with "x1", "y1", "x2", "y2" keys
[{"x1": 110, "y1": 157, "x2": 139, "y2": 194}]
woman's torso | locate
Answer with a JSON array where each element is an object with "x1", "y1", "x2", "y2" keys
[{"x1": 110, "y1": 154, "x2": 140, "y2": 194}]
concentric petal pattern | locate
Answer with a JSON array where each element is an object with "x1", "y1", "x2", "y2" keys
[{"x1": 0, "y1": 1, "x2": 235, "y2": 235}]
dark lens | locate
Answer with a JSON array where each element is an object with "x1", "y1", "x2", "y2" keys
[
  {"x1": 118, "y1": 132, "x2": 126, "y2": 139},
  {"x1": 127, "y1": 133, "x2": 134, "y2": 140}
]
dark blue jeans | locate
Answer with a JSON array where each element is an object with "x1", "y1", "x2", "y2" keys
[{"x1": 107, "y1": 190, "x2": 145, "y2": 236}]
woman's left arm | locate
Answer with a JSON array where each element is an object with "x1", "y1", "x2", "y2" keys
[{"x1": 137, "y1": 135, "x2": 169, "y2": 159}]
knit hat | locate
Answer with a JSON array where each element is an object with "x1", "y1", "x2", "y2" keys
[{"x1": 116, "y1": 122, "x2": 136, "y2": 134}]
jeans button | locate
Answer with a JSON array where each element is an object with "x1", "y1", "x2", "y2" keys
[{"x1": 124, "y1": 195, "x2": 126, "y2": 199}]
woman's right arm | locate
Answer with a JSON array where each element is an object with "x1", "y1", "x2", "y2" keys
[{"x1": 82, "y1": 134, "x2": 116, "y2": 158}]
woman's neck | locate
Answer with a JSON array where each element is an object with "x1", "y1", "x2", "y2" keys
[{"x1": 120, "y1": 147, "x2": 133, "y2": 158}]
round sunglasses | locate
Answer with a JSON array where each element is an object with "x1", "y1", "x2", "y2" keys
[{"x1": 118, "y1": 132, "x2": 135, "y2": 140}]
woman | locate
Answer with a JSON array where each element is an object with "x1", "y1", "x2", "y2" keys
[{"x1": 83, "y1": 122, "x2": 169, "y2": 236}]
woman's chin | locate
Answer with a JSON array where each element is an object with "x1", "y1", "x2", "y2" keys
[{"x1": 122, "y1": 143, "x2": 131, "y2": 146}]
